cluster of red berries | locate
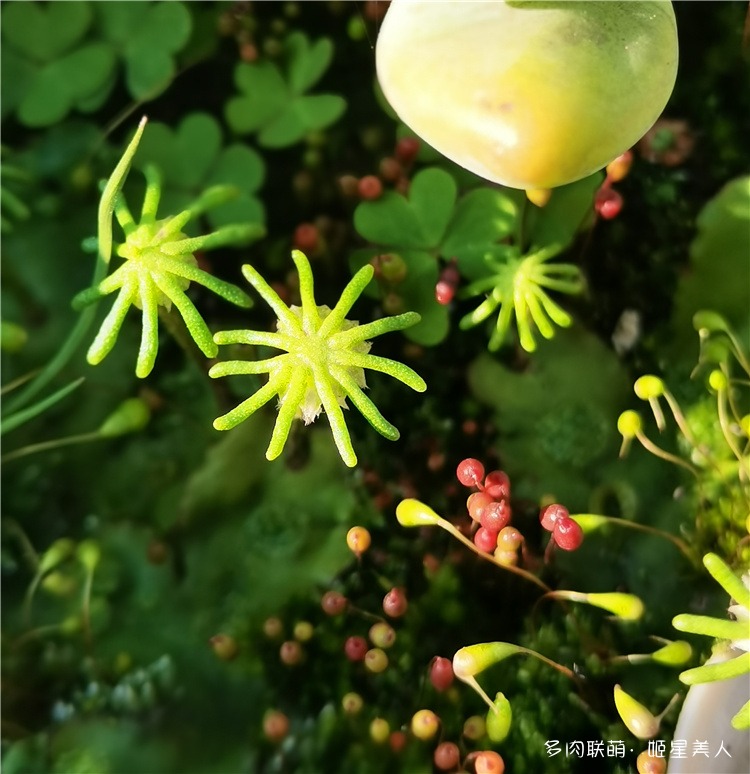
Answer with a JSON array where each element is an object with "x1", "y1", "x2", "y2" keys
[
  {"x1": 595, "y1": 149, "x2": 633, "y2": 220},
  {"x1": 539, "y1": 503, "x2": 584, "y2": 551},
  {"x1": 339, "y1": 136, "x2": 421, "y2": 203},
  {"x1": 457, "y1": 458, "x2": 521, "y2": 563}
]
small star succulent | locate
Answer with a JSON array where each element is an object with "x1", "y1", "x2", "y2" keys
[
  {"x1": 460, "y1": 244, "x2": 583, "y2": 352},
  {"x1": 210, "y1": 249, "x2": 426, "y2": 467},
  {"x1": 672, "y1": 552, "x2": 750, "y2": 730},
  {"x1": 73, "y1": 117, "x2": 263, "y2": 378}
]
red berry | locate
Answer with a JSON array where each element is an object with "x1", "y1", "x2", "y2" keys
[
  {"x1": 435, "y1": 280, "x2": 455, "y2": 305},
  {"x1": 279, "y1": 640, "x2": 303, "y2": 665},
  {"x1": 553, "y1": 517, "x2": 584, "y2": 551},
  {"x1": 480, "y1": 500, "x2": 511, "y2": 533},
  {"x1": 435, "y1": 260, "x2": 460, "y2": 305},
  {"x1": 293, "y1": 222, "x2": 319, "y2": 253},
  {"x1": 395, "y1": 136, "x2": 420, "y2": 164},
  {"x1": 383, "y1": 587, "x2": 408, "y2": 618},
  {"x1": 484, "y1": 470, "x2": 510, "y2": 500},
  {"x1": 429, "y1": 657, "x2": 454, "y2": 692},
  {"x1": 344, "y1": 635, "x2": 368, "y2": 661},
  {"x1": 321, "y1": 590, "x2": 347, "y2": 616},
  {"x1": 456, "y1": 458, "x2": 485, "y2": 488},
  {"x1": 474, "y1": 526, "x2": 499, "y2": 553},
  {"x1": 389, "y1": 730, "x2": 407, "y2": 754},
  {"x1": 434, "y1": 742, "x2": 460, "y2": 771},
  {"x1": 595, "y1": 186, "x2": 623, "y2": 219},
  {"x1": 263, "y1": 710, "x2": 289, "y2": 743},
  {"x1": 467, "y1": 492, "x2": 494, "y2": 523},
  {"x1": 358, "y1": 175, "x2": 383, "y2": 200},
  {"x1": 540, "y1": 503, "x2": 569, "y2": 532}
]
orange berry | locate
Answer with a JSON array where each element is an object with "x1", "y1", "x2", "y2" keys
[{"x1": 346, "y1": 526, "x2": 371, "y2": 555}]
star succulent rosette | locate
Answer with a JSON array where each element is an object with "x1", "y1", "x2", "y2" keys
[
  {"x1": 459, "y1": 243, "x2": 584, "y2": 353},
  {"x1": 73, "y1": 117, "x2": 263, "y2": 378},
  {"x1": 672, "y1": 553, "x2": 750, "y2": 730},
  {"x1": 210, "y1": 249, "x2": 426, "y2": 467}
]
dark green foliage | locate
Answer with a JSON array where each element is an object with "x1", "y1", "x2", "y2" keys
[
  {"x1": 1, "y1": 1, "x2": 192, "y2": 127},
  {"x1": 225, "y1": 32, "x2": 346, "y2": 147}
]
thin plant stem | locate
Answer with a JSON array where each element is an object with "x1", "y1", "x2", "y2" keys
[
  {"x1": 436, "y1": 517, "x2": 550, "y2": 592},
  {"x1": 2, "y1": 430, "x2": 100, "y2": 464}
]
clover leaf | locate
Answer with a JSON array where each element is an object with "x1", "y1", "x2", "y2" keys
[
  {"x1": 134, "y1": 112, "x2": 265, "y2": 230},
  {"x1": 351, "y1": 167, "x2": 518, "y2": 345},
  {"x1": 94, "y1": 1, "x2": 192, "y2": 100},
  {"x1": 1, "y1": 1, "x2": 192, "y2": 128},
  {"x1": 225, "y1": 32, "x2": 346, "y2": 147},
  {"x1": 671, "y1": 176, "x2": 750, "y2": 352}
]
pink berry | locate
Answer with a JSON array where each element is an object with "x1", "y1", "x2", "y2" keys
[
  {"x1": 435, "y1": 261, "x2": 460, "y2": 305},
  {"x1": 474, "y1": 526, "x2": 498, "y2": 553},
  {"x1": 263, "y1": 710, "x2": 289, "y2": 743},
  {"x1": 358, "y1": 175, "x2": 383, "y2": 200},
  {"x1": 595, "y1": 186, "x2": 623, "y2": 219},
  {"x1": 321, "y1": 590, "x2": 347, "y2": 616},
  {"x1": 435, "y1": 280, "x2": 455, "y2": 305},
  {"x1": 434, "y1": 742, "x2": 460, "y2": 771},
  {"x1": 483, "y1": 470, "x2": 510, "y2": 500},
  {"x1": 457, "y1": 458, "x2": 485, "y2": 488},
  {"x1": 344, "y1": 635, "x2": 368, "y2": 661},
  {"x1": 383, "y1": 587, "x2": 408, "y2": 618},
  {"x1": 467, "y1": 492, "x2": 493, "y2": 523},
  {"x1": 540, "y1": 503, "x2": 569, "y2": 532},
  {"x1": 395, "y1": 136, "x2": 420, "y2": 164},
  {"x1": 429, "y1": 657, "x2": 454, "y2": 692},
  {"x1": 553, "y1": 517, "x2": 584, "y2": 551},
  {"x1": 293, "y1": 223, "x2": 318, "y2": 253},
  {"x1": 280, "y1": 640, "x2": 303, "y2": 665},
  {"x1": 480, "y1": 500, "x2": 511, "y2": 533}
]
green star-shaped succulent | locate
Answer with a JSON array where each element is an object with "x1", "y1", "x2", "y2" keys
[
  {"x1": 210, "y1": 250, "x2": 426, "y2": 467},
  {"x1": 460, "y1": 244, "x2": 584, "y2": 352},
  {"x1": 73, "y1": 119, "x2": 264, "y2": 378}
]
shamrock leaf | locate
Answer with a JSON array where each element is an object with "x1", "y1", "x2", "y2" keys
[
  {"x1": 135, "y1": 113, "x2": 265, "y2": 230},
  {"x1": 352, "y1": 167, "x2": 517, "y2": 345},
  {"x1": 95, "y1": 1, "x2": 192, "y2": 100},
  {"x1": 1, "y1": 1, "x2": 192, "y2": 127},
  {"x1": 225, "y1": 32, "x2": 346, "y2": 148}
]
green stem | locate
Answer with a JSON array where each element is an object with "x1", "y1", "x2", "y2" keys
[
  {"x1": 5, "y1": 118, "x2": 147, "y2": 413},
  {"x1": 1, "y1": 378, "x2": 85, "y2": 436},
  {"x1": 436, "y1": 518, "x2": 550, "y2": 592},
  {"x1": 2, "y1": 430, "x2": 101, "y2": 463}
]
